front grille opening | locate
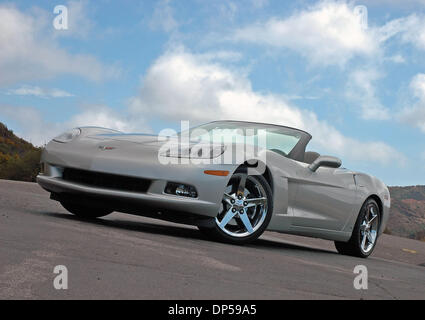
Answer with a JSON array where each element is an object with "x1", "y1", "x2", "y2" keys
[{"x1": 62, "y1": 168, "x2": 151, "y2": 193}]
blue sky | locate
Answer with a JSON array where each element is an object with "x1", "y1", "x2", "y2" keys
[{"x1": 0, "y1": 0, "x2": 425, "y2": 186}]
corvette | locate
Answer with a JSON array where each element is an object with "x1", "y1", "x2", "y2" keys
[{"x1": 37, "y1": 120, "x2": 390, "y2": 258}]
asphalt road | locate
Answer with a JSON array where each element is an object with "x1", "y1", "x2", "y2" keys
[{"x1": 0, "y1": 180, "x2": 424, "y2": 300}]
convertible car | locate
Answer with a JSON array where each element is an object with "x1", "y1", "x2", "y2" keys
[{"x1": 37, "y1": 120, "x2": 390, "y2": 258}]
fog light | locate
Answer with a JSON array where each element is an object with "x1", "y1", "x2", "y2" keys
[{"x1": 165, "y1": 183, "x2": 198, "y2": 198}]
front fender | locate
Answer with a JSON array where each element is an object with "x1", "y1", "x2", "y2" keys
[{"x1": 351, "y1": 173, "x2": 391, "y2": 235}]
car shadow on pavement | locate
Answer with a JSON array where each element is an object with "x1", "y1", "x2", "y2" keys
[
  {"x1": 40, "y1": 210, "x2": 207, "y2": 239},
  {"x1": 35, "y1": 210, "x2": 337, "y2": 255},
  {"x1": 253, "y1": 239, "x2": 334, "y2": 254}
]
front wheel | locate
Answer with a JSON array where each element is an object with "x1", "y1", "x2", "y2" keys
[
  {"x1": 334, "y1": 198, "x2": 380, "y2": 258},
  {"x1": 199, "y1": 171, "x2": 273, "y2": 245},
  {"x1": 61, "y1": 202, "x2": 113, "y2": 219}
]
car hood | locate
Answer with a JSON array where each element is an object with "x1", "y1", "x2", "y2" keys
[
  {"x1": 84, "y1": 133, "x2": 185, "y2": 153},
  {"x1": 88, "y1": 133, "x2": 162, "y2": 144},
  {"x1": 81, "y1": 130, "x2": 267, "y2": 163},
  {"x1": 86, "y1": 133, "x2": 229, "y2": 150}
]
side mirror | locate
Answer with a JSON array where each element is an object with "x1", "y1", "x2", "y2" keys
[{"x1": 308, "y1": 155, "x2": 342, "y2": 172}]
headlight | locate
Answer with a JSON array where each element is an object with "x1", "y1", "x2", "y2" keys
[
  {"x1": 162, "y1": 145, "x2": 226, "y2": 159},
  {"x1": 53, "y1": 128, "x2": 81, "y2": 143}
]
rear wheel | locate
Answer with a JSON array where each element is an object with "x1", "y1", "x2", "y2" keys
[
  {"x1": 60, "y1": 202, "x2": 113, "y2": 219},
  {"x1": 199, "y1": 171, "x2": 273, "y2": 245},
  {"x1": 334, "y1": 198, "x2": 380, "y2": 258}
]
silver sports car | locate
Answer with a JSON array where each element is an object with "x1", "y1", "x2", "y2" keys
[{"x1": 37, "y1": 120, "x2": 390, "y2": 258}]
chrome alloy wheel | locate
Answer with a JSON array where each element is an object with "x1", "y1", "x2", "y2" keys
[
  {"x1": 215, "y1": 173, "x2": 268, "y2": 238},
  {"x1": 359, "y1": 204, "x2": 379, "y2": 253}
]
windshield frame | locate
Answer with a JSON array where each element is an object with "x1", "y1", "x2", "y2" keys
[{"x1": 179, "y1": 120, "x2": 312, "y2": 162}]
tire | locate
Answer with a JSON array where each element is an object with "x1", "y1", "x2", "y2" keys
[
  {"x1": 61, "y1": 201, "x2": 113, "y2": 219},
  {"x1": 198, "y1": 171, "x2": 273, "y2": 245},
  {"x1": 334, "y1": 198, "x2": 380, "y2": 258}
]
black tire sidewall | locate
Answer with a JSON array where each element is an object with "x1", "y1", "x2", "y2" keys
[{"x1": 348, "y1": 199, "x2": 381, "y2": 258}]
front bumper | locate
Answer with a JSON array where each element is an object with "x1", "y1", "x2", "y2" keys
[
  {"x1": 37, "y1": 136, "x2": 238, "y2": 220},
  {"x1": 37, "y1": 174, "x2": 219, "y2": 218}
]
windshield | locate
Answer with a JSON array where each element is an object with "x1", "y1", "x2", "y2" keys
[{"x1": 179, "y1": 121, "x2": 303, "y2": 157}]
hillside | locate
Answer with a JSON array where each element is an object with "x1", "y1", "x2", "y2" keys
[
  {"x1": 0, "y1": 122, "x2": 42, "y2": 182},
  {"x1": 387, "y1": 186, "x2": 425, "y2": 241}
]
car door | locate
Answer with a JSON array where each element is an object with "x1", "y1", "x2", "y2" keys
[{"x1": 291, "y1": 164, "x2": 357, "y2": 231}]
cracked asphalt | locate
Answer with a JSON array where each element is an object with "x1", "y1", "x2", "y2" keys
[{"x1": 0, "y1": 180, "x2": 424, "y2": 299}]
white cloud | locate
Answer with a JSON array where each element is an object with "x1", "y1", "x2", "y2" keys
[
  {"x1": 149, "y1": 0, "x2": 178, "y2": 33},
  {"x1": 68, "y1": 105, "x2": 147, "y2": 133},
  {"x1": 53, "y1": 0, "x2": 94, "y2": 39},
  {"x1": 0, "y1": 5, "x2": 119, "y2": 86},
  {"x1": 0, "y1": 49, "x2": 406, "y2": 165},
  {"x1": 228, "y1": 1, "x2": 425, "y2": 66},
  {"x1": 0, "y1": 104, "x2": 150, "y2": 146},
  {"x1": 0, "y1": 105, "x2": 59, "y2": 146},
  {"x1": 410, "y1": 73, "x2": 425, "y2": 100},
  {"x1": 129, "y1": 49, "x2": 405, "y2": 165},
  {"x1": 384, "y1": 54, "x2": 406, "y2": 63},
  {"x1": 251, "y1": 0, "x2": 269, "y2": 9},
  {"x1": 6, "y1": 85, "x2": 74, "y2": 98},
  {"x1": 196, "y1": 50, "x2": 243, "y2": 62},
  {"x1": 218, "y1": 2, "x2": 238, "y2": 21},
  {"x1": 379, "y1": 14, "x2": 425, "y2": 50},
  {"x1": 231, "y1": 1, "x2": 379, "y2": 66},
  {"x1": 399, "y1": 73, "x2": 425, "y2": 133},
  {"x1": 364, "y1": 0, "x2": 425, "y2": 6},
  {"x1": 346, "y1": 69, "x2": 390, "y2": 120}
]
